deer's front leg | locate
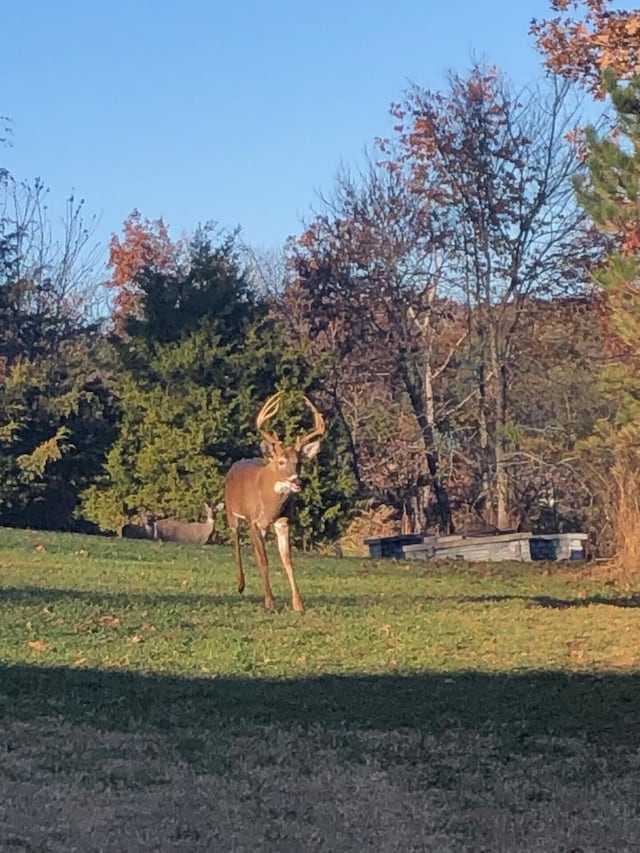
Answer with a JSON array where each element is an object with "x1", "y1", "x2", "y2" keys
[
  {"x1": 249, "y1": 523, "x2": 275, "y2": 610},
  {"x1": 274, "y1": 517, "x2": 304, "y2": 613}
]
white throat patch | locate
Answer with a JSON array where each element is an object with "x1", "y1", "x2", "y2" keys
[{"x1": 274, "y1": 480, "x2": 300, "y2": 495}]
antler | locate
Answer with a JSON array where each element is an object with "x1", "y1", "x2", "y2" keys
[
  {"x1": 256, "y1": 391, "x2": 283, "y2": 447},
  {"x1": 295, "y1": 396, "x2": 326, "y2": 450}
]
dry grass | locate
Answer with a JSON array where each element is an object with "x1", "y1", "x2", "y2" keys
[
  {"x1": 1, "y1": 717, "x2": 639, "y2": 853},
  {"x1": 611, "y1": 453, "x2": 640, "y2": 579},
  {"x1": 339, "y1": 503, "x2": 400, "y2": 556}
]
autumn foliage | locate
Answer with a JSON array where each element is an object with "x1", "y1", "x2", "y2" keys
[
  {"x1": 534, "y1": 2, "x2": 640, "y2": 569},
  {"x1": 531, "y1": 0, "x2": 640, "y2": 97},
  {"x1": 106, "y1": 209, "x2": 179, "y2": 332},
  {"x1": 5, "y1": 5, "x2": 640, "y2": 552}
]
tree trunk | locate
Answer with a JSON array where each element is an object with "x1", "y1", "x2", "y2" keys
[
  {"x1": 493, "y1": 362, "x2": 511, "y2": 530},
  {"x1": 397, "y1": 356, "x2": 454, "y2": 534},
  {"x1": 423, "y1": 358, "x2": 454, "y2": 533},
  {"x1": 330, "y1": 385, "x2": 363, "y2": 491}
]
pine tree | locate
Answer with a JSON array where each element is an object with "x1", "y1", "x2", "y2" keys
[
  {"x1": 82, "y1": 229, "x2": 357, "y2": 544},
  {"x1": 574, "y1": 73, "x2": 640, "y2": 567},
  {"x1": 0, "y1": 177, "x2": 116, "y2": 531},
  {"x1": 0, "y1": 337, "x2": 118, "y2": 531}
]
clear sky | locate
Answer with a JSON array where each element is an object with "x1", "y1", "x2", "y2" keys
[{"x1": 1, "y1": 0, "x2": 574, "y2": 258}]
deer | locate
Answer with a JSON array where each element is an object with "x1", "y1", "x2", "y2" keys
[
  {"x1": 122, "y1": 511, "x2": 156, "y2": 540},
  {"x1": 154, "y1": 502, "x2": 222, "y2": 545},
  {"x1": 224, "y1": 391, "x2": 325, "y2": 612}
]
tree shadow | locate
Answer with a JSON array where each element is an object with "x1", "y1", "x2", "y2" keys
[
  {"x1": 0, "y1": 584, "x2": 236, "y2": 610},
  {"x1": 310, "y1": 591, "x2": 640, "y2": 609},
  {"x1": 1, "y1": 662, "x2": 638, "y2": 752},
  {"x1": 534, "y1": 593, "x2": 640, "y2": 609},
  {"x1": 5, "y1": 585, "x2": 640, "y2": 613},
  {"x1": 460, "y1": 593, "x2": 640, "y2": 609}
]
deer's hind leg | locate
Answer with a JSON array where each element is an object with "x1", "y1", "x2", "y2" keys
[
  {"x1": 229, "y1": 517, "x2": 245, "y2": 595},
  {"x1": 249, "y1": 523, "x2": 275, "y2": 610}
]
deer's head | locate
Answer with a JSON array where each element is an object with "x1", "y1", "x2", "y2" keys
[{"x1": 256, "y1": 392, "x2": 325, "y2": 495}]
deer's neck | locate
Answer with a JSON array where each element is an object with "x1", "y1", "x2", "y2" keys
[{"x1": 259, "y1": 464, "x2": 294, "y2": 517}]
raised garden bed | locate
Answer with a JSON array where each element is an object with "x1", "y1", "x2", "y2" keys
[
  {"x1": 363, "y1": 534, "x2": 424, "y2": 559},
  {"x1": 365, "y1": 531, "x2": 588, "y2": 562},
  {"x1": 403, "y1": 532, "x2": 533, "y2": 562},
  {"x1": 529, "y1": 532, "x2": 588, "y2": 561}
]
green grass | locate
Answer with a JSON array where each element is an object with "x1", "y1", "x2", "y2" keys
[
  {"x1": 1, "y1": 526, "x2": 637, "y2": 679},
  {"x1": 1, "y1": 526, "x2": 640, "y2": 851}
]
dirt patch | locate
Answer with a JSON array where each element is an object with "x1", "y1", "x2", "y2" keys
[{"x1": 1, "y1": 718, "x2": 639, "y2": 852}]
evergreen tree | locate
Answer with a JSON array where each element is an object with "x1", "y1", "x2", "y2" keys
[
  {"x1": 0, "y1": 336, "x2": 118, "y2": 531},
  {"x1": 574, "y1": 73, "x2": 640, "y2": 565},
  {"x1": 82, "y1": 228, "x2": 357, "y2": 544},
  {"x1": 0, "y1": 175, "x2": 115, "y2": 531}
]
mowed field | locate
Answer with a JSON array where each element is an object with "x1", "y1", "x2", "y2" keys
[{"x1": 1, "y1": 528, "x2": 639, "y2": 852}]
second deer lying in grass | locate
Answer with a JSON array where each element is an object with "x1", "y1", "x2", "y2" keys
[
  {"x1": 122, "y1": 512, "x2": 156, "y2": 540},
  {"x1": 154, "y1": 502, "x2": 223, "y2": 545}
]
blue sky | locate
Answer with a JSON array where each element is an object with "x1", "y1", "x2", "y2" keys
[{"x1": 1, "y1": 1, "x2": 582, "y2": 258}]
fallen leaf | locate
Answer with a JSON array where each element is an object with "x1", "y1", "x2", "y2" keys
[{"x1": 28, "y1": 640, "x2": 49, "y2": 652}]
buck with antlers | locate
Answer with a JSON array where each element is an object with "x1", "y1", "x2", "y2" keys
[{"x1": 223, "y1": 392, "x2": 325, "y2": 612}]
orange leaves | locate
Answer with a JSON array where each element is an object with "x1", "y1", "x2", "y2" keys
[
  {"x1": 531, "y1": 0, "x2": 640, "y2": 96},
  {"x1": 108, "y1": 209, "x2": 174, "y2": 288},
  {"x1": 106, "y1": 209, "x2": 179, "y2": 334},
  {"x1": 621, "y1": 227, "x2": 640, "y2": 257},
  {"x1": 74, "y1": 612, "x2": 121, "y2": 634},
  {"x1": 383, "y1": 65, "x2": 529, "y2": 209},
  {"x1": 565, "y1": 127, "x2": 589, "y2": 162}
]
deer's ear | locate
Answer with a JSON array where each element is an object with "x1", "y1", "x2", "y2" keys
[
  {"x1": 301, "y1": 439, "x2": 321, "y2": 459},
  {"x1": 260, "y1": 439, "x2": 276, "y2": 458}
]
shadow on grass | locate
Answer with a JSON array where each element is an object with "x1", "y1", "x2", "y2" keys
[
  {"x1": 0, "y1": 662, "x2": 638, "y2": 751},
  {"x1": 449, "y1": 593, "x2": 640, "y2": 610},
  {"x1": 311, "y1": 592, "x2": 640, "y2": 609},
  {"x1": 5, "y1": 585, "x2": 640, "y2": 613},
  {"x1": 0, "y1": 584, "x2": 234, "y2": 610}
]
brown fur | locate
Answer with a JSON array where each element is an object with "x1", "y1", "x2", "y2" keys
[
  {"x1": 224, "y1": 393, "x2": 325, "y2": 613},
  {"x1": 154, "y1": 502, "x2": 221, "y2": 545}
]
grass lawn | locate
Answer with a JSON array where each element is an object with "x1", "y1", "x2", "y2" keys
[{"x1": 1, "y1": 526, "x2": 639, "y2": 851}]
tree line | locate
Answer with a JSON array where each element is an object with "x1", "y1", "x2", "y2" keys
[{"x1": 1, "y1": 0, "x2": 638, "y2": 562}]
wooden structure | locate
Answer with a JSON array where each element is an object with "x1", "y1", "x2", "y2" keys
[
  {"x1": 403, "y1": 532, "x2": 533, "y2": 562},
  {"x1": 363, "y1": 534, "x2": 424, "y2": 559},
  {"x1": 529, "y1": 533, "x2": 589, "y2": 561},
  {"x1": 365, "y1": 531, "x2": 588, "y2": 563}
]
